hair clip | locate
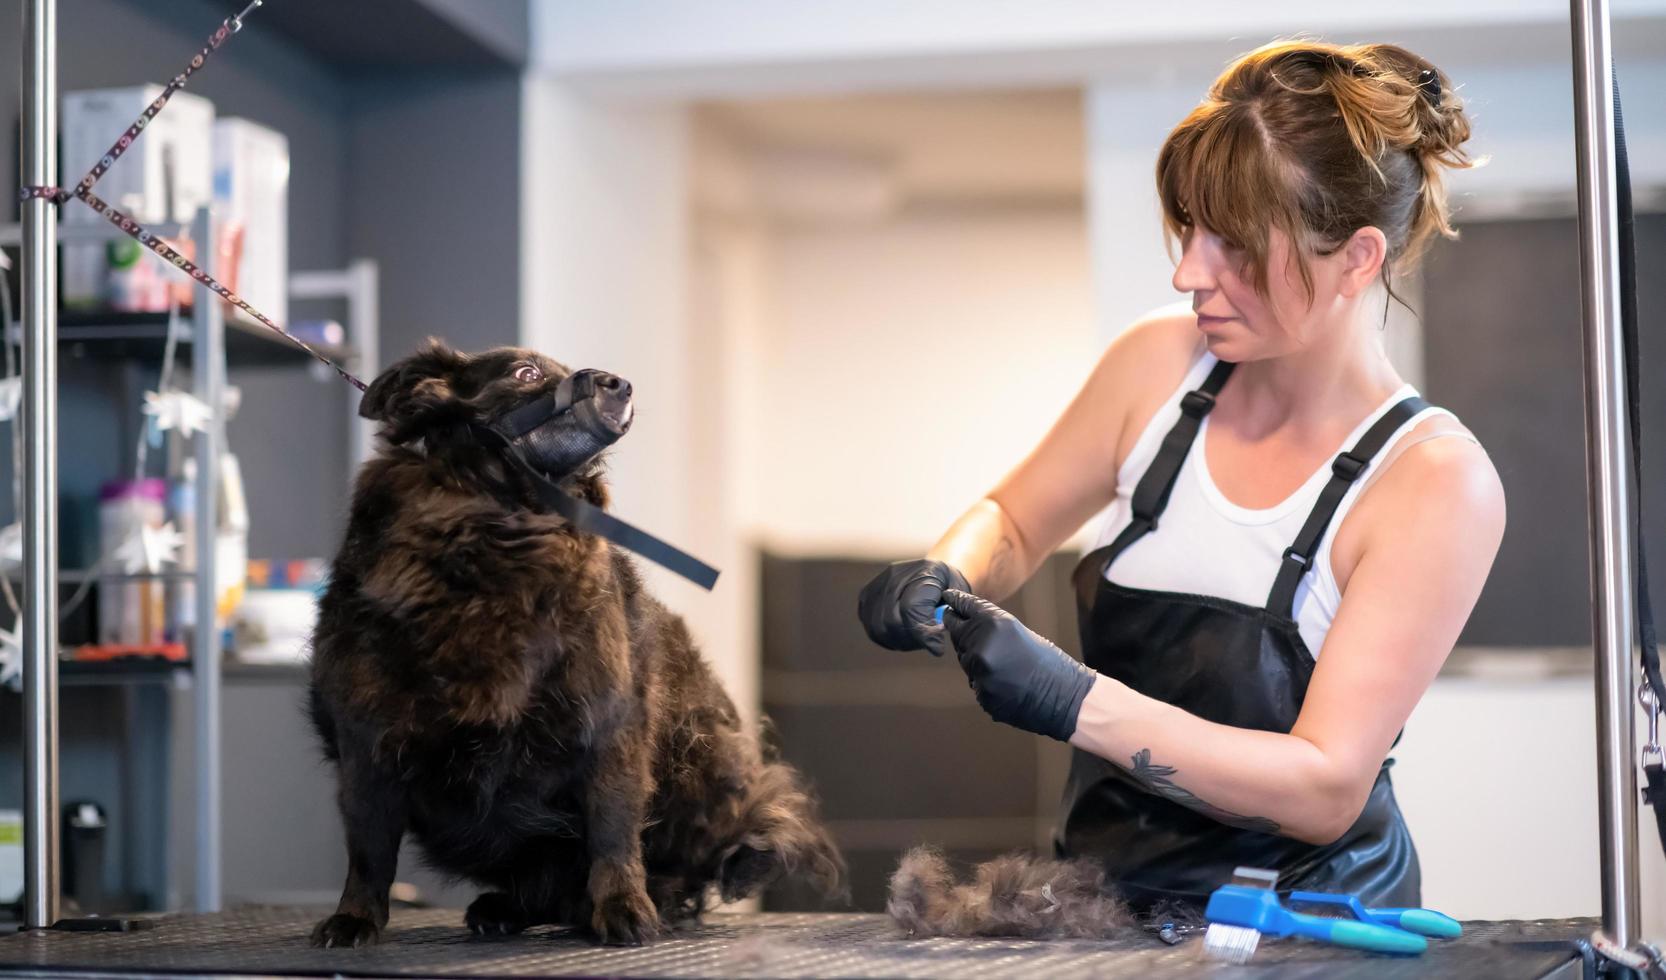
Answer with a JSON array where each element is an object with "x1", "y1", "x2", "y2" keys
[{"x1": 1417, "y1": 68, "x2": 1442, "y2": 106}]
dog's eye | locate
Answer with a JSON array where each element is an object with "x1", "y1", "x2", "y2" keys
[{"x1": 513, "y1": 364, "x2": 543, "y2": 384}]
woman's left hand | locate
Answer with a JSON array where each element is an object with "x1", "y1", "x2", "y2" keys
[{"x1": 940, "y1": 589, "x2": 1099, "y2": 742}]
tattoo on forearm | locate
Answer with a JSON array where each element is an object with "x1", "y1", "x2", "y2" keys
[
  {"x1": 986, "y1": 534, "x2": 1016, "y2": 591},
  {"x1": 1127, "y1": 749, "x2": 1281, "y2": 834}
]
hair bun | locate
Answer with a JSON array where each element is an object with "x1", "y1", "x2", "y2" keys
[
  {"x1": 1157, "y1": 38, "x2": 1477, "y2": 293},
  {"x1": 1357, "y1": 44, "x2": 1470, "y2": 167}
]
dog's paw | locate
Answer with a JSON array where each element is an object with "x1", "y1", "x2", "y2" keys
[
  {"x1": 309, "y1": 913, "x2": 381, "y2": 948},
  {"x1": 719, "y1": 844, "x2": 778, "y2": 901},
  {"x1": 590, "y1": 887, "x2": 660, "y2": 946},
  {"x1": 466, "y1": 892, "x2": 530, "y2": 937}
]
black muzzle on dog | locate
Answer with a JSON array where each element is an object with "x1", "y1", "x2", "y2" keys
[
  {"x1": 475, "y1": 369, "x2": 719, "y2": 591},
  {"x1": 487, "y1": 369, "x2": 633, "y2": 471}
]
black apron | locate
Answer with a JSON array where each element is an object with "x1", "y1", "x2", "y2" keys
[{"x1": 1055, "y1": 359, "x2": 1425, "y2": 910}]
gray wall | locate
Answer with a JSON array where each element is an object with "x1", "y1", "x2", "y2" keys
[
  {"x1": 347, "y1": 72, "x2": 523, "y2": 361},
  {"x1": 1422, "y1": 213, "x2": 1666, "y2": 646}
]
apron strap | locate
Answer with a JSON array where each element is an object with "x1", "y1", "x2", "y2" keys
[
  {"x1": 1071, "y1": 359, "x2": 1235, "y2": 606},
  {"x1": 1265, "y1": 395, "x2": 1431, "y2": 620}
]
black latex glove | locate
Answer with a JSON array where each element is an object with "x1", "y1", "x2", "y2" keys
[
  {"x1": 940, "y1": 588, "x2": 1099, "y2": 742},
  {"x1": 857, "y1": 559, "x2": 970, "y2": 657}
]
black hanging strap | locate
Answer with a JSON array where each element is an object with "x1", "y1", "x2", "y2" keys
[
  {"x1": 1265, "y1": 396, "x2": 1430, "y2": 620},
  {"x1": 1614, "y1": 74, "x2": 1666, "y2": 857},
  {"x1": 1101, "y1": 359, "x2": 1237, "y2": 563},
  {"x1": 1615, "y1": 75, "x2": 1663, "y2": 725},
  {"x1": 1647, "y1": 764, "x2": 1666, "y2": 850}
]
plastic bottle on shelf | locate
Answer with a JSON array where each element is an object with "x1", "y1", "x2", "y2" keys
[
  {"x1": 216, "y1": 452, "x2": 249, "y2": 630},
  {"x1": 96, "y1": 479, "x2": 167, "y2": 646},
  {"x1": 104, "y1": 238, "x2": 161, "y2": 313},
  {"x1": 168, "y1": 453, "x2": 249, "y2": 642},
  {"x1": 166, "y1": 466, "x2": 196, "y2": 642}
]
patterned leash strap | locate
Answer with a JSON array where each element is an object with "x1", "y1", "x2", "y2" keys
[
  {"x1": 1590, "y1": 930, "x2": 1666, "y2": 979},
  {"x1": 17, "y1": 1, "x2": 368, "y2": 393}
]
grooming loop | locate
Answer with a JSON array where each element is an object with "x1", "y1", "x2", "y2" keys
[
  {"x1": 228, "y1": 0, "x2": 262, "y2": 33},
  {"x1": 1642, "y1": 681, "x2": 1662, "y2": 766}
]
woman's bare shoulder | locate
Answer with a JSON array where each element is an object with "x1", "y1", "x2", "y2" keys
[
  {"x1": 1332, "y1": 415, "x2": 1505, "y2": 593},
  {"x1": 1088, "y1": 306, "x2": 1208, "y2": 464},
  {"x1": 1099, "y1": 306, "x2": 1206, "y2": 380}
]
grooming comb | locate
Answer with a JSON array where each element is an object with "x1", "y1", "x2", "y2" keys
[
  {"x1": 1203, "y1": 869, "x2": 1428, "y2": 963},
  {"x1": 1288, "y1": 891, "x2": 1462, "y2": 938}
]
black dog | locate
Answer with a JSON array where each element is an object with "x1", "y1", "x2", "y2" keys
[{"x1": 307, "y1": 340, "x2": 843, "y2": 947}]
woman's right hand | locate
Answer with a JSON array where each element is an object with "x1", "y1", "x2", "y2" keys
[{"x1": 857, "y1": 559, "x2": 970, "y2": 657}]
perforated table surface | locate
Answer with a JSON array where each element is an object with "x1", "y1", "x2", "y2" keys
[{"x1": 0, "y1": 908, "x2": 1594, "y2": 979}]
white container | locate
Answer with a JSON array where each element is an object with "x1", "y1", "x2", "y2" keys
[
  {"x1": 0, "y1": 810, "x2": 21, "y2": 905},
  {"x1": 231, "y1": 589, "x2": 318, "y2": 664},
  {"x1": 97, "y1": 479, "x2": 168, "y2": 646},
  {"x1": 212, "y1": 118, "x2": 289, "y2": 326},
  {"x1": 171, "y1": 452, "x2": 249, "y2": 635},
  {"x1": 217, "y1": 451, "x2": 249, "y2": 628},
  {"x1": 61, "y1": 86, "x2": 216, "y2": 308}
]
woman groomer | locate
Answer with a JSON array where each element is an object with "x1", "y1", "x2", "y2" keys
[{"x1": 857, "y1": 40, "x2": 1504, "y2": 908}]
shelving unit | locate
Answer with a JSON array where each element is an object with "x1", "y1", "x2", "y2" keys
[
  {"x1": 0, "y1": 207, "x2": 374, "y2": 914},
  {"x1": 0, "y1": 0, "x2": 525, "y2": 930},
  {"x1": 24, "y1": 309, "x2": 355, "y2": 368}
]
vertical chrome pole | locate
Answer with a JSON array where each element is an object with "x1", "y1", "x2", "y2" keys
[
  {"x1": 190, "y1": 207, "x2": 223, "y2": 912},
  {"x1": 350, "y1": 259, "x2": 379, "y2": 471},
  {"x1": 20, "y1": 0, "x2": 60, "y2": 931},
  {"x1": 1570, "y1": 0, "x2": 1641, "y2": 948}
]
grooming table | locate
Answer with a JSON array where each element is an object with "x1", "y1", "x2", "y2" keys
[{"x1": 0, "y1": 908, "x2": 1594, "y2": 979}]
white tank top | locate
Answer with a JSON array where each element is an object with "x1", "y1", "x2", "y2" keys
[{"x1": 1090, "y1": 352, "x2": 1460, "y2": 657}]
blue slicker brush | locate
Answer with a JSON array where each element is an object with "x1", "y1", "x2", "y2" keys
[{"x1": 1203, "y1": 869, "x2": 1429, "y2": 962}]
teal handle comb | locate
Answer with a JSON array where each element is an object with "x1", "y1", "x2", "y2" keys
[
  {"x1": 1321, "y1": 918, "x2": 1431, "y2": 953},
  {"x1": 1288, "y1": 891, "x2": 1463, "y2": 938},
  {"x1": 1206, "y1": 885, "x2": 1428, "y2": 955},
  {"x1": 1388, "y1": 909, "x2": 1464, "y2": 938}
]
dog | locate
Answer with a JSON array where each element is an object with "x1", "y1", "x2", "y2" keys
[{"x1": 307, "y1": 339, "x2": 843, "y2": 947}]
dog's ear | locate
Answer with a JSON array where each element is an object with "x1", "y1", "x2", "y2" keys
[{"x1": 359, "y1": 338, "x2": 470, "y2": 430}]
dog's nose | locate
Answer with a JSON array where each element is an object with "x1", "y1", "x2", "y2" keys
[{"x1": 594, "y1": 372, "x2": 632, "y2": 401}]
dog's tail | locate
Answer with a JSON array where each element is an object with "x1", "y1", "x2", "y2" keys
[
  {"x1": 886, "y1": 846, "x2": 1139, "y2": 939},
  {"x1": 719, "y1": 760, "x2": 846, "y2": 903}
]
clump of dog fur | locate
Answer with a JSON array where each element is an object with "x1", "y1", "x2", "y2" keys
[{"x1": 887, "y1": 847, "x2": 1138, "y2": 939}]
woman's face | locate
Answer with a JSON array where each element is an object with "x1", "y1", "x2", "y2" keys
[{"x1": 1171, "y1": 224, "x2": 1353, "y2": 361}]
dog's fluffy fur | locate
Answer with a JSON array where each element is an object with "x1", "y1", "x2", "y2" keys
[
  {"x1": 887, "y1": 848, "x2": 1136, "y2": 939},
  {"x1": 307, "y1": 340, "x2": 843, "y2": 948}
]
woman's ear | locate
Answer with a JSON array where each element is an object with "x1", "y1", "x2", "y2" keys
[
  {"x1": 1337, "y1": 226, "x2": 1389, "y2": 298},
  {"x1": 358, "y1": 338, "x2": 471, "y2": 434}
]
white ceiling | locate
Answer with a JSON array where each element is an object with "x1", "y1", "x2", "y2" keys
[
  {"x1": 699, "y1": 89, "x2": 1084, "y2": 210},
  {"x1": 537, "y1": 1, "x2": 1666, "y2": 99}
]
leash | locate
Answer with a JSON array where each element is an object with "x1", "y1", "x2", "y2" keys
[{"x1": 18, "y1": 1, "x2": 367, "y2": 392}]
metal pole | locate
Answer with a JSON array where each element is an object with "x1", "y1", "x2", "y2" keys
[
  {"x1": 1569, "y1": 0, "x2": 1641, "y2": 948},
  {"x1": 350, "y1": 259, "x2": 379, "y2": 470},
  {"x1": 288, "y1": 259, "x2": 379, "y2": 471},
  {"x1": 20, "y1": 0, "x2": 61, "y2": 931},
  {"x1": 190, "y1": 206, "x2": 223, "y2": 912}
]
